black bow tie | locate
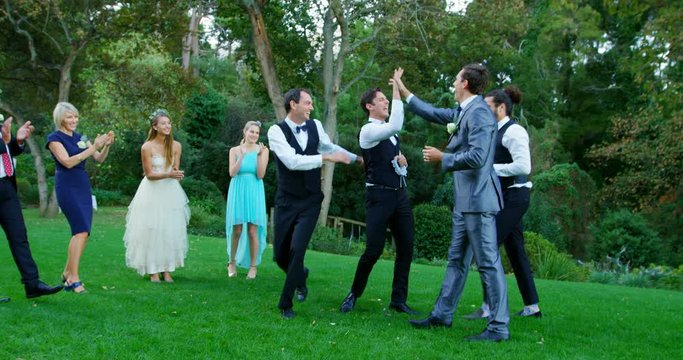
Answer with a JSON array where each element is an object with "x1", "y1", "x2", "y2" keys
[{"x1": 295, "y1": 124, "x2": 308, "y2": 133}]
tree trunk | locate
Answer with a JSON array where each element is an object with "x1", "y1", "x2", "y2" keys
[
  {"x1": 0, "y1": 101, "x2": 50, "y2": 215},
  {"x1": 46, "y1": 47, "x2": 81, "y2": 217},
  {"x1": 318, "y1": 2, "x2": 349, "y2": 225},
  {"x1": 241, "y1": 0, "x2": 286, "y2": 120},
  {"x1": 182, "y1": 5, "x2": 202, "y2": 76}
]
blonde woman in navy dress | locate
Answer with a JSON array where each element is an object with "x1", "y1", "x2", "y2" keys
[
  {"x1": 225, "y1": 121, "x2": 269, "y2": 279},
  {"x1": 46, "y1": 102, "x2": 114, "y2": 293}
]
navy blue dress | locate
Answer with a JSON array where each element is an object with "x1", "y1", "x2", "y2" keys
[{"x1": 46, "y1": 131, "x2": 92, "y2": 235}]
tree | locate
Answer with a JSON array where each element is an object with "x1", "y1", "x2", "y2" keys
[{"x1": 0, "y1": 0, "x2": 116, "y2": 216}]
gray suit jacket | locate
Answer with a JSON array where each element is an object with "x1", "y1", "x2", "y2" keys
[{"x1": 408, "y1": 95, "x2": 503, "y2": 213}]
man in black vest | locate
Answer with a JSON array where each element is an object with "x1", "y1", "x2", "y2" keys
[
  {"x1": 462, "y1": 87, "x2": 541, "y2": 319},
  {"x1": 267, "y1": 88, "x2": 361, "y2": 319},
  {"x1": 1, "y1": 115, "x2": 63, "y2": 303},
  {"x1": 339, "y1": 68, "x2": 417, "y2": 315}
]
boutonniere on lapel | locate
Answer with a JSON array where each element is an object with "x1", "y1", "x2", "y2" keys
[
  {"x1": 77, "y1": 135, "x2": 89, "y2": 149},
  {"x1": 447, "y1": 123, "x2": 459, "y2": 135}
]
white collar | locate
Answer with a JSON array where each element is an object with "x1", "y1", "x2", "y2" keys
[
  {"x1": 458, "y1": 94, "x2": 477, "y2": 110},
  {"x1": 497, "y1": 116, "x2": 511, "y2": 129}
]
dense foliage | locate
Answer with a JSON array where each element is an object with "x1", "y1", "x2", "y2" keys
[{"x1": 1, "y1": 0, "x2": 680, "y2": 267}]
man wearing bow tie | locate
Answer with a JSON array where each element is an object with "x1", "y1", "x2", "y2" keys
[
  {"x1": 397, "y1": 64, "x2": 509, "y2": 342},
  {"x1": 1, "y1": 115, "x2": 63, "y2": 303},
  {"x1": 267, "y1": 88, "x2": 362, "y2": 319}
]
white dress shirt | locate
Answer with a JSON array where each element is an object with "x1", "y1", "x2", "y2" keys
[
  {"x1": 267, "y1": 117, "x2": 357, "y2": 171},
  {"x1": 359, "y1": 99, "x2": 404, "y2": 149},
  {"x1": 494, "y1": 116, "x2": 532, "y2": 188}
]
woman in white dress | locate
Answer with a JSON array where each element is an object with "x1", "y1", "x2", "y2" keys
[{"x1": 123, "y1": 109, "x2": 190, "y2": 282}]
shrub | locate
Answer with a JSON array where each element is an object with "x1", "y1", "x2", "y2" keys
[
  {"x1": 590, "y1": 209, "x2": 663, "y2": 267},
  {"x1": 17, "y1": 178, "x2": 39, "y2": 205},
  {"x1": 188, "y1": 201, "x2": 225, "y2": 237},
  {"x1": 182, "y1": 176, "x2": 225, "y2": 216},
  {"x1": 309, "y1": 226, "x2": 364, "y2": 256},
  {"x1": 501, "y1": 231, "x2": 587, "y2": 281},
  {"x1": 413, "y1": 204, "x2": 452, "y2": 261},
  {"x1": 524, "y1": 163, "x2": 597, "y2": 257},
  {"x1": 92, "y1": 188, "x2": 132, "y2": 206}
]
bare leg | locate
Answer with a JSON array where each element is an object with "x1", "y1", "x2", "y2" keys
[
  {"x1": 227, "y1": 224, "x2": 242, "y2": 277},
  {"x1": 64, "y1": 232, "x2": 89, "y2": 293},
  {"x1": 246, "y1": 223, "x2": 259, "y2": 279}
]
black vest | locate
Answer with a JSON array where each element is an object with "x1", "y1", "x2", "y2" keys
[
  {"x1": 274, "y1": 120, "x2": 322, "y2": 198},
  {"x1": 361, "y1": 135, "x2": 401, "y2": 188},
  {"x1": 495, "y1": 119, "x2": 528, "y2": 189}
]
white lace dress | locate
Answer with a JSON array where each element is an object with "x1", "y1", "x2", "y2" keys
[{"x1": 123, "y1": 155, "x2": 190, "y2": 275}]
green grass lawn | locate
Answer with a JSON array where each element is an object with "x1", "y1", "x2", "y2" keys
[{"x1": 2, "y1": 208, "x2": 681, "y2": 359}]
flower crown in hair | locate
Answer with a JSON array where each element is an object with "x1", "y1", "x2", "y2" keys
[{"x1": 149, "y1": 109, "x2": 170, "y2": 122}]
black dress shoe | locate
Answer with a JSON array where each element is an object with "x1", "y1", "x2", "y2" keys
[
  {"x1": 281, "y1": 308, "x2": 296, "y2": 319},
  {"x1": 0, "y1": 297, "x2": 10, "y2": 303},
  {"x1": 340, "y1": 292, "x2": 356, "y2": 313},
  {"x1": 465, "y1": 329, "x2": 509, "y2": 342},
  {"x1": 409, "y1": 316, "x2": 452, "y2": 329},
  {"x1": 389, "y1": 302, "x2": 419, "y2": 315},
  {"x1": 25, "y1": 280, "x2": 63, "y2": 299},
  {"x1": 296, "y1": 268, "x2": 309, "y2": 302},
  {"x1": 463, "y1": 308, "x2": 489, "y2": 320}
]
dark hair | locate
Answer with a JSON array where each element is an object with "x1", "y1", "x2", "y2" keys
[
  {"x1": 284, "y1": 88, "x2": 312, "y2": 113},
  {"x1": 485, "y1": 86, "x2": 523, "y2": 116},
  {"x1": 359, "y1": 87, "x2": 382, "y2": 116},
  {"x1": 461, "y1": 63, "x2": 489, "y2": 95}
]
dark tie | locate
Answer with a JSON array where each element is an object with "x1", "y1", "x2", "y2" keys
[
  {"x1": 295, "y1": 124, "x2": 307, "y2": 133},
  {"x1": 454, "y1": 105, "x2": 462, "y2": 123}
]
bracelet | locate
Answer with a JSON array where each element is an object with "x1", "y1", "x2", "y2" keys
[{"x1": 77, "y1": 154, "x2": 83, "y2": 162}]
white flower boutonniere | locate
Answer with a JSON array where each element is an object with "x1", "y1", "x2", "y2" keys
[
  {"x1": 447, "y1": 123, "x2": 459, "y2": 135},
  {"x1": 77, "y1": 135, "x2": 89, "y2": 149}
]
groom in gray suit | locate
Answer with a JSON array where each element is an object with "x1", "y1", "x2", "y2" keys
[{"x1": 397, "y1": 64, "x2": 509, "y2": 342}]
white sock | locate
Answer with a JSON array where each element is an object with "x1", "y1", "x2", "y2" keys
[
  {"x1": 481, "y1": 303, "x2": 491, "y2": 315},
  {"x1": 525, "y1": 304, "x2": 540, "y2": 313}
]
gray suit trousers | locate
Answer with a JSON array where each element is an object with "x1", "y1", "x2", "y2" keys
[{"x1": 431, "y1": 211, "x2": 509, "y2": 334}]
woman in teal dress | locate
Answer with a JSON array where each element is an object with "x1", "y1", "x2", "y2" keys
[{"x1": 226, "y1": 121, "x2": 269, "y2": 279}]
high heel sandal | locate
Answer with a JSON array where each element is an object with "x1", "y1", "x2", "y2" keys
[
  {"x1": 246, "y1": 266, "x2": 257, "y2": 280},
  {"x1": 227, "y1": 263, "x2": 237, "y2": 278},
  {"x1": 64, "y1": 280, "x2": 87, "y2": 294}
]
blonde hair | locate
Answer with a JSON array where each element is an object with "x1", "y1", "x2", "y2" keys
[
  {"x1": 241, "y1": 120, "x2": 261, "y2": 144},
  {"x1": 53, "y1": 102, "x2": 79, "y2": 129},
  {"x1": 147, "y1": 109, "x2": 174, "y2": 167}
]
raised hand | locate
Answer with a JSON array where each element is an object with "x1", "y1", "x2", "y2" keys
[
  {"x1": 257, "y1": 142, "x2": 269, "y2": 155},
  {"x1": 16, "y1": 121, "x2": 35, "y2": 142},
  {"x1": 104, "y1": 131, "x2": 116, "y2": 145},
  {"x1": 93, "y1": 133, "x2": 109, "y2": 149}
]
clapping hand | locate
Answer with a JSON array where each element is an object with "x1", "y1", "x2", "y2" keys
[
  {"x1": 104, "y1": 131, "x2": 116, "y2": 145},
  {"x1": 257, "y1": 142, "x2": 269, "y2": 155},
  {"x1": 169, "y1": 169, "x2": 185, "y2": 180}
]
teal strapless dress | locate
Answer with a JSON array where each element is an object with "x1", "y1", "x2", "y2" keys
[{"x1": 225, "y1": 151, "x2": 267, "y2": 268}]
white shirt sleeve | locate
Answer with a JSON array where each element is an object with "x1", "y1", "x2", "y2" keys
[
  {"x1": 359, "y1": 100, "x2": 404, "y2": 149},
  {"x1": 267, "y1": 124, "x2": 323, "y2": 171},
  {"x1": 314, "y1": 120, "x2": 358, "y2": 162},
  {"x1": 494, "y1": 124, "x2": 531, "y2": 177}
]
